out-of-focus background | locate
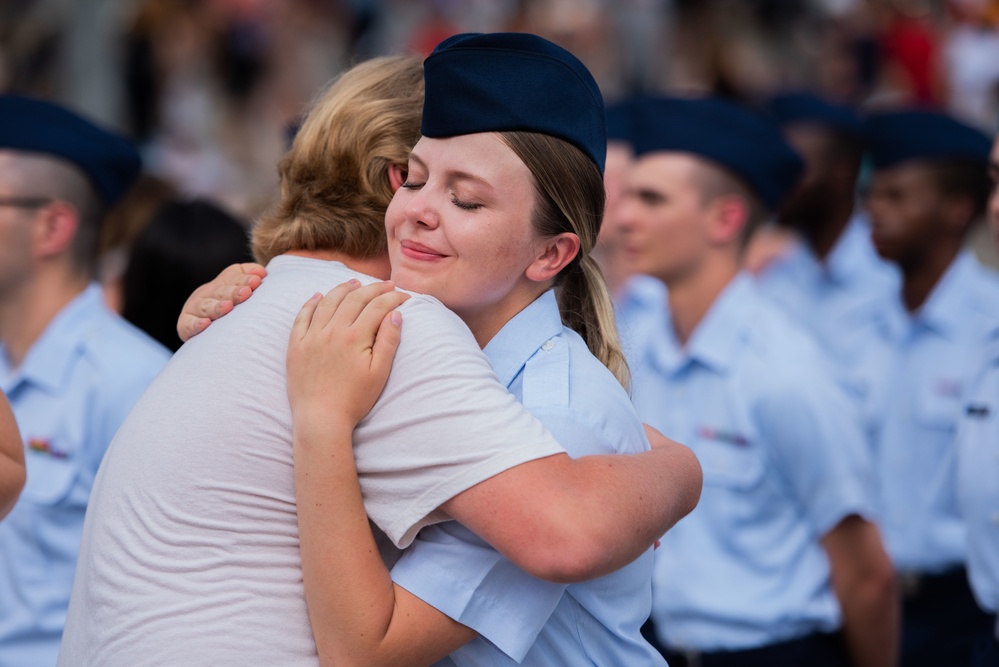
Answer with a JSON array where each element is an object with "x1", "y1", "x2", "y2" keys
[{"x1": 2, "y1": 0, "x2": 997, "y2": 227}]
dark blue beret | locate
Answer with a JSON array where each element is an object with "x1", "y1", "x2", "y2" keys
[
  {"x1": 767, "y1": 91, "x2": 866, "y2": 139},
  {"x1": 632, "y1": 96, "x2": 804, "y2": 211},
  {"x1": 864, "y1": 109, "x2": 992, "y2": 169},
  {"x1": 0, "y1": 95, "x2": 141, "y2": 206},
  {"x1": 421, "y1": 32, "x2": 607, "y2": 173}
]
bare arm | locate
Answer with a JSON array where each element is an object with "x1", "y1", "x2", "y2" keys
[
  {"x1": 0, "y1": 392, "x2": 25, "y2": 521},
  {"x1": 441, "y1": 429, "x2": 701, "y2": 583},
  {"x1": 289, "y1": 281, "x2": 475, "y2": 667},
  {"x1": 821, "y1": 514, "x2": 900, "y2": 667},
  {"x1": 176, "y1": 262, "x2": 267, "y2": 342},
  {"x1": 185, "y1": 261, "x2": 703, "y2": 582}
]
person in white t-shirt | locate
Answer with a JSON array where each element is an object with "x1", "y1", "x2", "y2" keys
[{"x1": 58, "y1": 54, "x2": 701, "y2": 666}]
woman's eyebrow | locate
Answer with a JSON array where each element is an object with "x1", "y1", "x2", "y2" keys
[{"x1": 408, "y1": 151, "x2": 493, "y2": 190}]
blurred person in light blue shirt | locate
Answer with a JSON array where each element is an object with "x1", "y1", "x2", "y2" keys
[
  {"x1": 860, "y1": 109, "x2": 999, "y2": 667},
  {"x1": 948, "y1": 130, "x2": 999, "y2": 663},
  {"x1": 0, "y1": 95, "x2": 170, "y2": 666},
  {"x1": 956, "y1": 336, "x2": 999, "y2": 660},
  {"x1": 753, "y1": 92, "x2": 899, "y2": 368},
  {"x1": 611, "y1": 95, "x2": 899, "y2": 667}
]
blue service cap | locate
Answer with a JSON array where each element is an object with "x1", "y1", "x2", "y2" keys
[
  {"x1": 767, "y1": 91, "x2": 866, "y2": 139},
  {"x1": 421, "y1": 32, "x2": 607, "y2": 173},
  {"x1": 606, "y1": 97, "x2": 638, "y2": 145},
  {"x1": 606, "y1": 95, "x2": 663, "y2": 147},
  {"x1": 0, "y1": 95, "x2": 141, "y2": 206},
  {"x1": 864, "y1": 109, "x2": 992, "y2": 169},
  {"x1": 632, "y1": 96, "x2": 804, "y2": 211}
]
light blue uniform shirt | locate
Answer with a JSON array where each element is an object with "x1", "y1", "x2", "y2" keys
[
  {"x1": 390, "y1": 289, "x2": 665, "y2": 666},
  {"x1": 754, "y1": 214, "x2": 899, "y2": 366},
  {"x1": 957, "y1": 336, "x2": 999, "y2": 623},
  {"x1": 855, "y1": 252, "x2": 999, "y2": 573},
  {"x1": 0, "y1": 284, "x2": 169, "y2": 666},
  {"x1": 615, "y1": 274, "x2": 669, "y2": 366},
  {"x1": 624, "y1": 274, "x2": 876, "y2": 652}
]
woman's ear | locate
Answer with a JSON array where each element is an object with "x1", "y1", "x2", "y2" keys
[
  {"x1": 387, "y1": 163, "x2": 407, "y2": 192},
  {"x1": 525, "y1": 233, "x2": 580, "y2": 283}
]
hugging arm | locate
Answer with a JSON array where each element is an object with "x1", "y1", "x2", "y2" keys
[
  {"x1": 289, "y1": 282, "x2": 475, "y2": 666},
  {"x1": 176, "y1": 262, "x2": 266, "y2": 342},
  {"x1": 0, "y1": 392, "x2": 25, "y2": 521},
  {"x1": 441, "y1": 426, "x2": 700, "y2": 583},
  {"x1": 187, "y1": 266, "x2": 702, "y2": 580}
]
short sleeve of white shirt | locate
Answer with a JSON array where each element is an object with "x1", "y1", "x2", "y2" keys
[{"x1": 330, "y1": 282, "x2": 567, "y2": 548}]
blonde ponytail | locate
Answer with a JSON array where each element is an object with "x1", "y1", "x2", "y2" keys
[
  {"x1": 556, "y1": 254, "x2": 631, "y2": 389},
  {"x1": 501, "y1": 131, "x2": 631, "y2": 390}
]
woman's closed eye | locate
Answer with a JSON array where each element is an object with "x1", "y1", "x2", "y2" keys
[
  {"x1": 400, "y1": 182, "x2": 424, "y2": 190},
  {"x1": 451, "y1": 195, "x2": 482, "y2": 211}
]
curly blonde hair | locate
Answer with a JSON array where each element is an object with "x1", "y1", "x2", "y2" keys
[{"x1": 251, "y1": 56, "x2": 424, "y2": 264}]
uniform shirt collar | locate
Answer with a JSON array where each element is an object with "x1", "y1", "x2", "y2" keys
[
  {"x1": 824, "y1": 213, "x2": 876, "y2": 286},
  {"x1": 0, "y1": 283, "x2": 104, "y2": 393},
  {"x1": 907, "y1": 251, "x2": 979, "y2": 340},
  {"x1": 483, "y1": 289, "x2": 564, "y2": 388},
  {"x1": 685, "y1": 273, "x2": 756, "y2": 373},
  {"x1": 655, "y1": 273, "x2": 755, "y2": 375},
  {"x1": 778, "y1": 212, "x2": 872, "y2": 286}
]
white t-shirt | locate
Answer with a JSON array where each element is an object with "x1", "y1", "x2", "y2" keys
[{"x1": 58, "y1": 255, "x2": 565, "y2": 666}]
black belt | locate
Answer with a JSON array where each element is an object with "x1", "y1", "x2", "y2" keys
[
  {"x1": 661, "y1": 631, "x2": 848, "y2": 667},
  {"x1": 896, "y1": 565, "x2": 968, "y2": 601}
]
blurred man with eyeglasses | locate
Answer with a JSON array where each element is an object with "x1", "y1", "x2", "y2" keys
[{"x1": 0, "y1": 95, "x2": 169, "y2": 666}]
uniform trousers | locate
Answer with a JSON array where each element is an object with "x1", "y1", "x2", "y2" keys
[
  {"x1": 641, "y1": 620, "x2": 848, "y2": 667},
  {"x1": 899, "y1": 566, "x2": 998, "y2": 667}
]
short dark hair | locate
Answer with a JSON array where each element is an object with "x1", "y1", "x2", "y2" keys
[{"x1": 929, "y1": 159, "x2": 991, "y2": 224}]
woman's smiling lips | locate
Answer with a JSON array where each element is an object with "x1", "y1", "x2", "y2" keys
[{"x1": 399, "y1": 239, "x2": 448, "y2": 261}]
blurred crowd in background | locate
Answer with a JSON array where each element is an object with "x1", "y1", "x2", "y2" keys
[
  {"x1": 2, "y1": 3, "x2": 999, "y2": 664},
  {"x1": 2, "y1": 0, "x2": 998, "y2": 221},
  {"x1": 0, "y1": 0, "x2": 994, "y2": 352}
]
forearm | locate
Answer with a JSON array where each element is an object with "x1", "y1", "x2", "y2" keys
[
  {"x1": 836, "y1": 578, "x2": 900, "y2": 667},
  {"x1": 545, "y1": 442, "x2": 702, "y2": 579},
  {"x1": 294, "y1": 417, "x2": 398, "y2": 664},
  {"x1": 822, "y1": 517, "x2": 900, "y2": 667},
  {"x1": 293, "y1": 416, "x2": 471, "y2": 667},
  {"x1": 445, "y1": 438, "x2": 702, "y2": 584},
  {"x1": 0, "y1": 457, "x2": 25, "y2": 520},
  {"x1": 0, "y1": 398, "x2": 24, "y2": 520}
]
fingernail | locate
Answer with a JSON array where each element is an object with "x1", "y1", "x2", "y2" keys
[
  {"x1": 309, "y1": 292, "x2": 322, "y2": 301},
  {"x1": 391, "y1": 311, "x2": 402, "y2": 326},
  {"x1": 348, "y1": 279, "x2": 361, "y2": 286}
]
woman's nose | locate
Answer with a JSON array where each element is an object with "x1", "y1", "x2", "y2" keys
[{"x1": 405, "y1": 188, "x2": 441, "y2": 229}]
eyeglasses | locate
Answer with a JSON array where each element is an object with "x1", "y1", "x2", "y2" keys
[{"x1": 0, "y1": 197, "x2": 51, "y2": 209}]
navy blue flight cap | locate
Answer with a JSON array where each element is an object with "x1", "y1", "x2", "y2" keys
[
  {"x1": 767, "y1": 91, "x2": 866, "y2": 139},
  {"x1": 421, "y1": 32, "x2": 607, "y2": 173},
  {"x1": 865, "y1": 109, "x2": 992, "y2": 169},
  {"x1": 0, "y1": 95, "x2": 141, "y2": 206},
  {"x1": 632, "y1": 96, "x2": 804, "y2": 211}
]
